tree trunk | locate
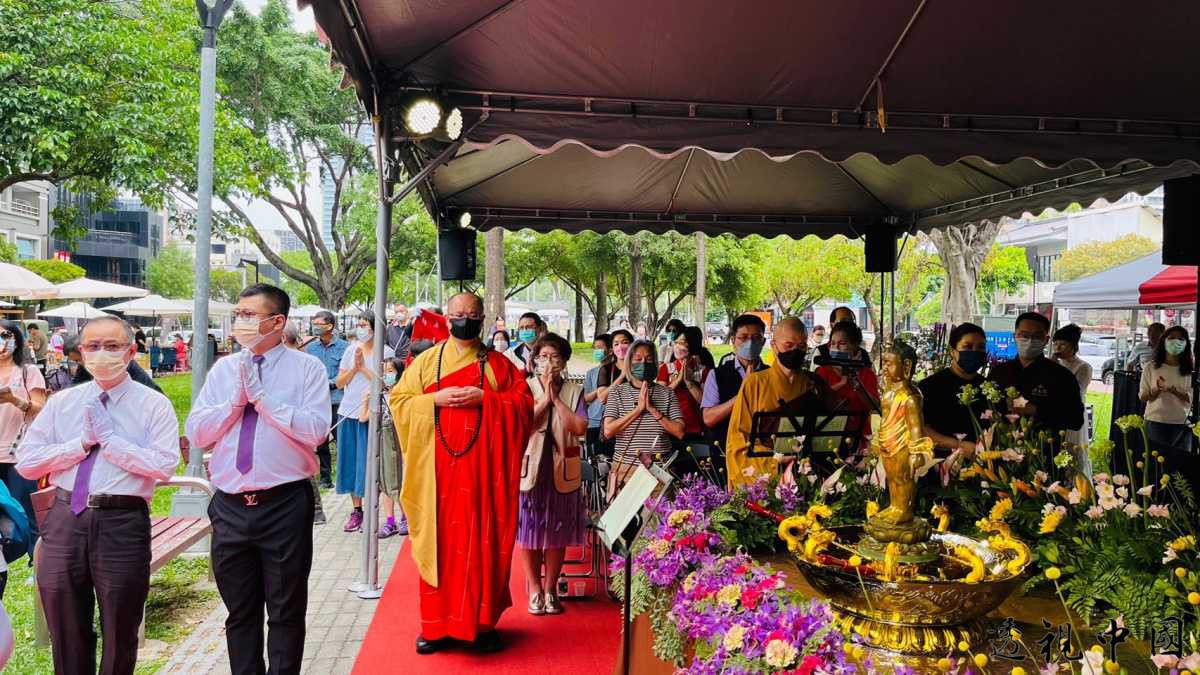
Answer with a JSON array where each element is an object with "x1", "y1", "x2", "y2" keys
[
  {"x1": 484, "y1": 228, "x2": 505, "y2": 331},
  {"x1": 928, "y1": 221, "x2": 1003, "y2": 324},
  {"x1": 595, "y1": 270, "x2": 609, "y2": 334},
  {"x1": 694, "y1": 232, "x2": 707, "y2": 325},
  {"x1": 628, "y1": 235, "x2": 643, "y2": 332},
  {"x1": 574, "y1": 287, "x2": 584, "y2": 342}
]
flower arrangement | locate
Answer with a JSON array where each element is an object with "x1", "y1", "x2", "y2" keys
[{"x1": 610, "y1": 475, "x2": 855, "y2": 672}]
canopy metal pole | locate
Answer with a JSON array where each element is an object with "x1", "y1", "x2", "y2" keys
[
  {"x1": 353, "y1": 111, "x2": 469, "y2": 600},
  {"x1": 1194, "y1": 267, "x2": 1199, "y2": 421}
]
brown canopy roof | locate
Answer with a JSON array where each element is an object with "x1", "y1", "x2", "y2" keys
[{"x1": 305, "y1": 0, "x2": 1200, "y2": 236}]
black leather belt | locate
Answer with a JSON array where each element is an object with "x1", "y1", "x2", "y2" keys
[
  {"x1": 55, "y1": 488, "x2": 147, "y2": 510},
  {"x1": 217, "y1": 479, "x2": 307, "y2": 508}
]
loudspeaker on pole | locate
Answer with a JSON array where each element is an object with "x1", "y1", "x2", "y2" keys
[
  {"x1": 1163, "y1": 176, "x2": 1200, "y2": 266},
  {"x1": 864, "y1": 224, "x2": 898, "y2": 273},
  {"x1": 438, "y1": 228, "x2": 477, "y2": 281}
]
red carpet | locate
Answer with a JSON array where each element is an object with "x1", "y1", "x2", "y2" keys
[{"x1": 353, "y1": 540, "x2": 621, "y2": 675}]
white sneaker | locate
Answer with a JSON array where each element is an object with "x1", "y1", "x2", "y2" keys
[{"x1": 528, "y1": 591, "x2": 545, "y2": 615}]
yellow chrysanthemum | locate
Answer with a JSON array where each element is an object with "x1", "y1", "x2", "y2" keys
[
  {"x1": 1045, "y1": 566, "x2": 1062, "y2": 581},
  {"x1": 716, "y1": 583, "x2": 742, "y2": 608},
  {"x1": 989, "y1": 497, "x2": 1014, "y2": 522},
  {"x1": 1170, "y1": 535, "x2": 1197, "y2": 552},
  {"x1": 666, "y1": 509, "x2": 694, "y2": 527},
  {"x1": 722, "y1": 624, "x2": 746, "y2": 653},
  {"x1": 1038, "y1": 509, "x2": 1065, "y2": 534},
  {"x1": 806, "y1": 503, "x2": 833, "y2": 521}
]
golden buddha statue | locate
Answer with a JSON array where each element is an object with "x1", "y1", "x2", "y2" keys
[{"x1": 863, "y1": 339, "x2": 935, "y2": 546}]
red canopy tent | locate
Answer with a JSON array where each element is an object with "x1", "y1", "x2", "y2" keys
[{"x1": 1053, "y1": 253, "x2": 1198, "y2": 310}]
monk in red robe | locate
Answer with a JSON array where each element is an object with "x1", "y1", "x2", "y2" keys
[{"x1": 388, "y1": 292, "x2": 534, "y2": 654}]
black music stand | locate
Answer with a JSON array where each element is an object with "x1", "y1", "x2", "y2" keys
[{"x1": 745, "y1": 392, "x2": 869, "y2": 467}]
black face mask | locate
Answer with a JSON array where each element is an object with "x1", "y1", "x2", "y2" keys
[
  {"x1": 776, "y1": 347, "x2": 807, "y2": 370},
  {"x1": 449, "y1": 317, "x2": 483, "y2": 341}
]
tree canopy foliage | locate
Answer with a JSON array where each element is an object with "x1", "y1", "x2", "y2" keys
[
  {"x1": 19, "y1": 259, "x2": 84, "y2": 284},
  {"x1": 145, "y1": 244, "x2": 195, "y2": 299},
  {"x1": 1054, "y1": 234, "x2": 1159, "y2": 282}
]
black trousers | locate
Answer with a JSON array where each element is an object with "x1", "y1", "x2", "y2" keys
[
  {"x1": 315, "y1": 402, "x2": 338, "y2": 483},
  {"x1": 38, "y1": 497, "x2": 151, "y2": 675},
  {"x1": 210, "y1": 480, "x2": 315, "y2": 675}
]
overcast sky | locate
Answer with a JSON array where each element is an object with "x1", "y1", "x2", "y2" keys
[{"x1": 239, "y1": 0, "x2": 316, "y2": 33}]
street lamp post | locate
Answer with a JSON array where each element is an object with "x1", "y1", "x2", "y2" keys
[
  {"x1": 238, "y1": 257, "x2": 260, "y2": 285},
  {"x1": 175, "y1": 0, "x2": 234, "y2": 526}
]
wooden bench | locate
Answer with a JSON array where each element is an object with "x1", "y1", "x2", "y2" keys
[{"x1": 30, "y1": 475, "x2": 216, "y2": 648}]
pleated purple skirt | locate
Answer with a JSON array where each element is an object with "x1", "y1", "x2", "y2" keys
[{"x1": 517, "y1": 443, "x2": 586, "y2": 550}]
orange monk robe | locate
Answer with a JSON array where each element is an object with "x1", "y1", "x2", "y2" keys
[
  {"x1": 388, "y1": 340, "x2": 534, "y2": 641},
  {"x1": 725, "y1": 367, "x2": 825, "y2": 490}
]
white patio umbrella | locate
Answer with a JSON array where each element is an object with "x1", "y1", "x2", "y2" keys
[
  {"x1": 104, "y1": 294, "x2": 193, "y2": 318},
  {"x1": 54, "y1": 278, "x2": 149, "y2": 300},
  {"x1": 0, "y1": 262, "x2": 57, "y2": 299},
  {"x1": 37, "y1": 301, "x2": 113, "y2": 320},
  {"x1": 291, "y1": 304, "x2": 332, "y2": 319}
]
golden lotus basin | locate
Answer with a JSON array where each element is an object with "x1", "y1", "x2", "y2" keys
[{"x1": 791, "y1": 526, "x2": 1027, "y2": 657}]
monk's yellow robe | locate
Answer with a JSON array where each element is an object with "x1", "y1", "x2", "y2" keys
[
  {"x1": 388, "y1": 339, "x2": 533, "y2": 641},
  {"x1": 725, "y1": 367, "x2": 825, "y2": 489}
]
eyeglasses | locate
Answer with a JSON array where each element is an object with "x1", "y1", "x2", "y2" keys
[
  {"x1": 232, "y1": 311, "x2": 277, "y2": 321},
  {"x1": 536, "y1": 354, "x2": 563, "y2": 363},
  {"x1": 80, "y1": 341, "x2": 130, "y2": 353},
  {"x1": 0, "y1": 331, "x2": 11, "y2": 340}
]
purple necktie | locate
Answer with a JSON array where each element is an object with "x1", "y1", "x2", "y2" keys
[
  {"x1": 236, "y1": 355, "x2": 265, "y2": 474},
  {"x1": 71, "y1": 392, "x2": 108, "y2": 515}
]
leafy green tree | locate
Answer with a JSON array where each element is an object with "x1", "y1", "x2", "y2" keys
[
  {"x1": 0, "y1": 239, "x2": 16, "y2": 263},
  {"x1": 705, "y1": 235, "x2": 767, "y2": 322},
  {"x1": 212, "y1": 0, "x2": 388, "y2": 309},
  {"x1": 758, "y1": 236, "x2": 860, "y2": 315},
  {"x1": 978, "y1": 245, "x2": 1033, "y2": 312},
  {"x1": 1054, "y1": 234, "x2": 1159, "y2": 282},
  {"x1": 146, "y1": 244, "x2": 195, "y2": 299},
  {"x1": 209, "y1": 269, "x2": 246, "y2": 304},
  {"x1": 19, "y1": 259, "x2": 84, "y2": 284},
  {"x1": 0, "y1": 0, "x2": 262, "y2": 248}
]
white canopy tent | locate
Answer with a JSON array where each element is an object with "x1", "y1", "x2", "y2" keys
[
  {"x1": 104, "y1": 295, "x2": 194, "y2": 318},
  {"x1": 37, "y1": 302, "x2": 113, "y2": 320},
  {"x1": 0, "y1": 262, "x2": 57, "y2": 299},
  {"x1": 53, "y1": 278, "x2": 149, "y2": 300},
  {"x1": 290, "y1": 304, "x2": 333, "y2": 319}
]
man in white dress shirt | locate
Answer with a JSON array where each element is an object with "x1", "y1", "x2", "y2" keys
[
  {"x1": 186, "y1": 283, "x2": 331, "y2": 675},
  {"x1": 17, "y1": 316, "x2": 179, "y2": 675}
]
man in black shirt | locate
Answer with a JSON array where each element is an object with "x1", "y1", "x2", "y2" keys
[
  {"x1": 919, "y1": 322, "x2": 990, "y2": 454},
  {"x1": 986, "y1": 312, "x2": 1084, "y2": 438}
]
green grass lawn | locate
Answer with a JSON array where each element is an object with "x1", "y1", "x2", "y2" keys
[
  {"x1": 1088, "y1": 390, "x2": 1113, "y2": 443},
  {"x1": 6, "y1": 372, "x2": 216, "y2": 674}
]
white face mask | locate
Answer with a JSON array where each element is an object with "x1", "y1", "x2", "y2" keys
[
  {"x1": 355, "y1": 327, "x2": 372, "y2": 342},
  {"x1": 83, "y1": 349, "x2": 128, "y2": 381},
  {"x1": 232, "y1": 316, "x2": 277, "y2": 349}
]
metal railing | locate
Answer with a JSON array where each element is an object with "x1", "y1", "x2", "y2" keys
[{"x1": 1, "y1": 199, "x2": 40, "y2": 218}]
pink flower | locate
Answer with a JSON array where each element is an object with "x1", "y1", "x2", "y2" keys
[
  {"x1": 1035, "y1": 471, "x2": 1050, "y2": 484},
  {"x1": 1092, "y1": 473, "x2": 1110, "y2": 484},
  {"x1": 794, "y1": 655, "x2": 822, "y2": 675},
  {"x1": 1084, "y1": 505, "x2": 1103, "y2": 519},
  {"x1": 1112, "y1": 474, "x2": 1130, "y2": 486},
  {"x1": 1001, "y1": 448, "x2": 1025, "y2": 462},
  {"x1": 1137, "y1": 485, "x2": 1154, "y2": 496},
  {"x1": 1123, "y1": 502, "x2": 1142, "y2": 518},
  {"x1": 1013, "y1": 396, "x2": 1029, "y2": 408},
  {"x1": 980, "y1": 409, "x2": 994, "y2": 421},
  {"x1": 1148, "y1": 504, "x2": 1171, "y2": 518},
  {"x1": 1151, "y1": 654, "x2": 1179, "y2": 670},
  {"x1": 1005, "y1": 414, "x2": 1020, "y2": 424},
  {"x1": 1181, "y1": 653, "x2": 1200, "y2": 670},
  {"x1": 1164, "y1": 547, "x2": 1180, "y2": 563},
  {"x1": 1067, "y1": 488, "x2": 1082, "y2": 505},
  {"x1": 1116, "y1": 486, "x2": 1128, "y2": 499}
]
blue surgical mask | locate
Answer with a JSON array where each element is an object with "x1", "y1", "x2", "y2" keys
[
  {"x1": 630, "y1": 361, "x2": 654, "y2": 381},
  {"x1": 735, "y1": 339, "x2": 764, "y2": 362},
  {"x1": 1166, "y1": 338, "x2": 1187, "y2": 356},
  {"x1": 956, "y1": 350, "x2": 987, "y2": 374},
  {"x1": 518, "y1": 328, "x2": 537, "y2": 345},
  {"x1": 383, "y1": 373, "x2": 397, "y2": 387},
  {"x1": 593, "y1": 348, "x2": 607, "y2": 362},
  {"x1": 355, "y1": 327, "x2": 371, "y2": 342}
]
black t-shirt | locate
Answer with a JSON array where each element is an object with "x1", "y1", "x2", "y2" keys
[
  {"x1": 917, "y1": 369, "x2": 988, "y2": 444},
  {"x1": 986, "y1": 357, "x2": 1084, "y2": 434}
]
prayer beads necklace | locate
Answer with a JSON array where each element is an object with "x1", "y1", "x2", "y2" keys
[{"x1": 434, "y1": 343, "x2": 486, "y2": 457}]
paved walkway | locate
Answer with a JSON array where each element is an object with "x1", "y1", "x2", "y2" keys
[{"x1": 160, "y1": 491, "x2": 405, "y2": 675}]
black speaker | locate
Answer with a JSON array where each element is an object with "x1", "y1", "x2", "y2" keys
[
  {"x1": 1163, "y1": 175, "x2": 1200, "y2": 265},
  {"x1": 438, "y1": 228, "x2": 477, "y2": 280},
  {"x1": 864, "y1": 225, "x2": 897, "y2": 273}
]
